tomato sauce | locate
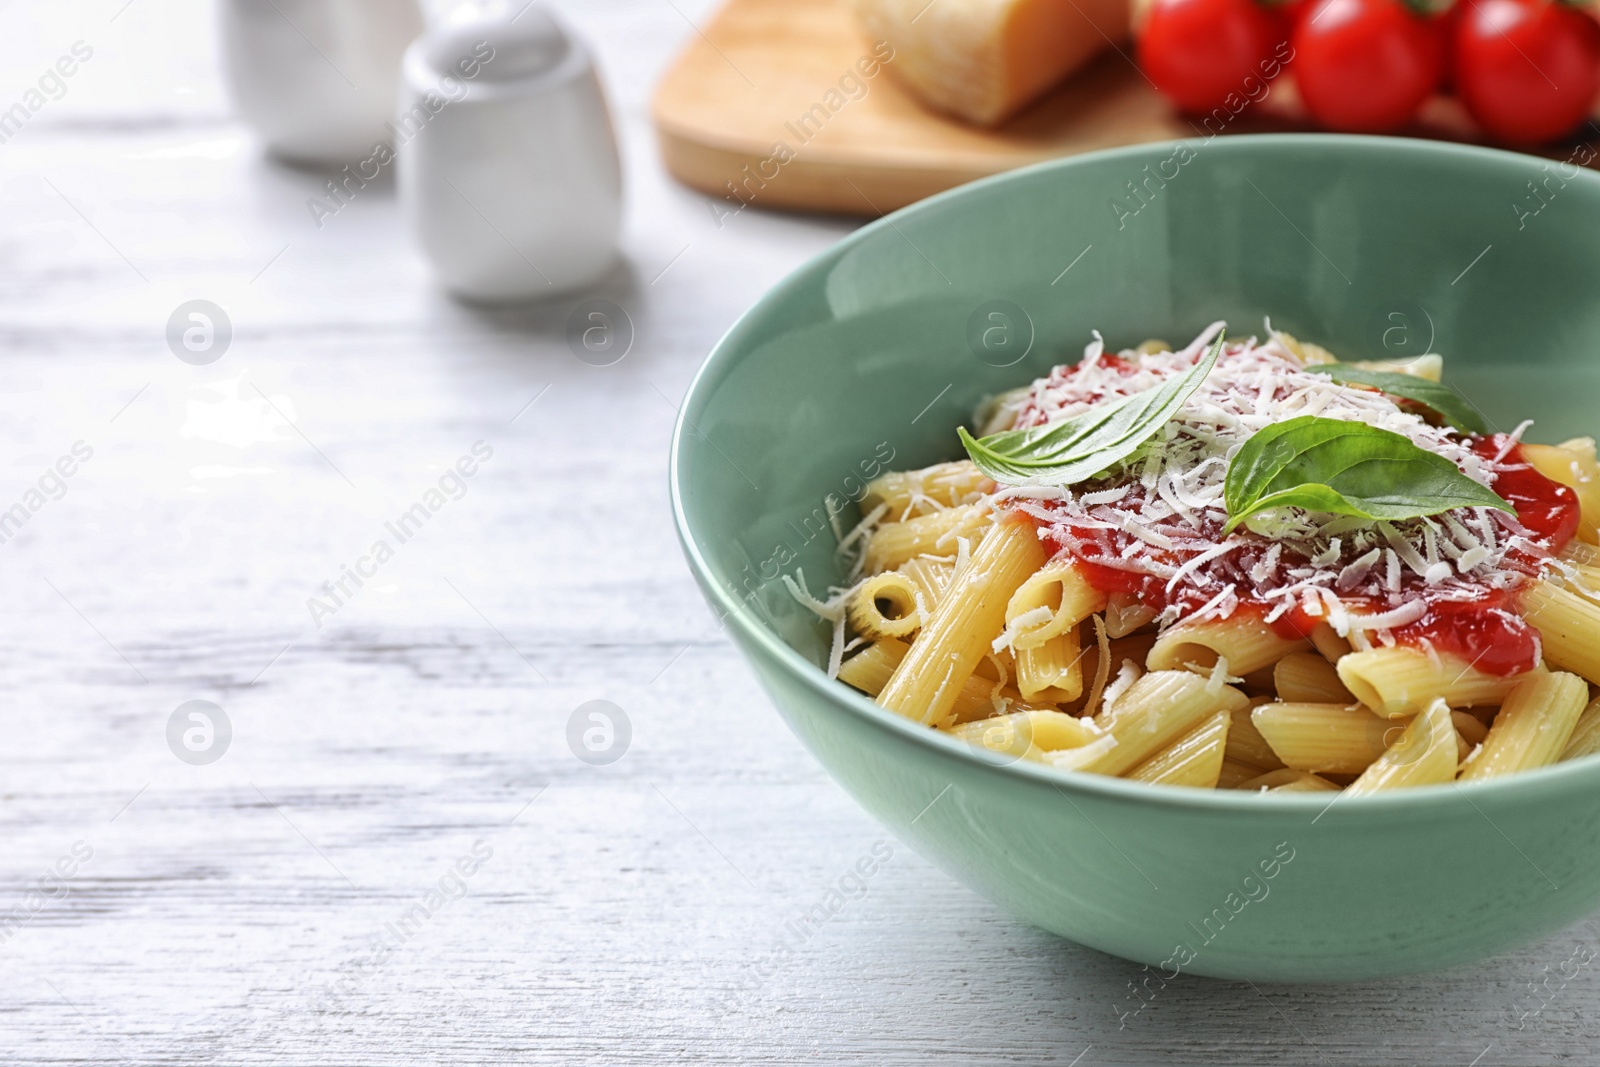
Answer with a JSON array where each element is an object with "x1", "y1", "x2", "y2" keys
[{"x1": 1022, "y1": 434, "x2": 1581, "y2": 676}]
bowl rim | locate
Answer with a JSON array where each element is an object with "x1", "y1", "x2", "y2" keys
[{"x1": 669, "y1": 132, "x2": 1600, "y2": 815}]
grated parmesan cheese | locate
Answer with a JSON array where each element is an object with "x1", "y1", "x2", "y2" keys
[{"x1": 1002, "y1": 324, "x2": 1557, "y2": 658}]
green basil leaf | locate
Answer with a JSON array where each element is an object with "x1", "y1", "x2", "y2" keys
[
  {"x1": 1223, "y1": 415, "x2": 1513, "y2": 533},
  {"x1": 959, "y1": 331, "x2": 1225, "y2": 487},
  {"x1": 1305, "y1": 363, "x2": 1487, "y2": 434}
]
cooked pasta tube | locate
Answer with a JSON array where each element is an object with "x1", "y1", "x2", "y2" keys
[
  {"x1": 1075, "y1": 670, "x2": 1249, "y2": 777},
  {"x1": 1560, "y1": 540, "x2": 1600, "y2": 567},
  {"x1": 1307, "y1": 622, "x2": 1352, "y2": 664},
  {"x1": 972, "y1": 386, "x2": 1033, "y2": 437},
  {"x1": 1216, "y1": 758, "x2": 1266, "y2": 789},
  {"x1": 1451, "y1": 710, "x2": 1489, "y2": 748},
  {"x1": 1345, "y1": 699, "x2": 1458, "y2": 795},
  {"x1": 947, "y1": 709, "x2": 1104, "y2": 757},
  {"x1": 1349, "y1": 353, "x2": 1443, "y2": 381},
  {"x1": 1003, "y1": 560, "x2": 1107, "y2": 650},
  {"x1": 1560, "y1": 697, "x2": 1600, "y2": 762},
  {"x1": 1524, "y1": 438, "x2": 1600, "y2": 544},
  {"x1": 1272, "y1": 330, "x2": 1337, "y2": 366},
  {"x1": 898, "y1": 555, "x2": 956, "y2": 608},
  {"x1": 863, "y1": 504, "x2": 987, "y2": 574},
  {"x1": 1126, "y1": 710, "x2": 1230, "y2": 788},
  {"x1": 1236, "y1": 768, "x2": 1340, "y2": 792},
  {"x1": 1335, "y1": 647, "x2": 1521, "y2": 718},
  {"x1": 1523, "y1": 579, "x2": 1600, "y2": 685},
  {"x1": 1075, "y1": 632, "x2": 1159, "y2": 684},
  {"x1": 847, "y1": 572, "x2": 924, "y2": 640},
  {"x1": 840, "y1": 637, "x2": 1052, "y2": 725},
  {"x1": 1016, "y1": 630, "x2": 1086, "y2": 701},
  {"x1": 1565, "y1": 564, "x2": 1600, "y2": 602},
  {"x1": 1146, "y1": 619, "x2": 1311, "y2": 676},
  {"x1": 1274, "y1": 651, "x2": 1355, "y2": 704},
  {"x1": 973, "y1": 647, "x2": 1016, "y2": 684},
  {"x1": 1250, "y1": 701, "x2": 1393, "y2": 775},
  {"x1": 1226, "y1": 702, "x2": 1285, "y2": 771},
  {"x1": 1104, "y1": 593, "x2": 1158, "y2": 638},
  {"x1": 948, "y1": 689, "x2": 1053, "y2": 725},
  {"x1": 1457, "y1": 671, "x2": 1589, "y2": 781},
  {"x1": 862, "y1": 461, "x2": 993, "y2": 518},
  {"x1": 837, "y1": 637, "x2": 906, "y2": 694},
  {"x1": 876, "y1": 519, "x2": 1046, "y2": 726}
]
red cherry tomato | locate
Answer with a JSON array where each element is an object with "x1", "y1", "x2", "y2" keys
[
  {"x1": 1454, "y1": 0, "x2": 1600, "y2": 144},
  {"x1": 1293, "y1": 0, "x2": 1446, "y2": 131},
  {"x1": 1278, "y1": 0, "x2": 1319, "y2": 25},
  {"x1": 1438, "y1": 2, "x2": 1464, "y2": 90},
  {"x1": 1140, "y1": 0, "x2": 1289, "y2": 113}
]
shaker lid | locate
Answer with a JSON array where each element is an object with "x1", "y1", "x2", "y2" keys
[{"x1": 424, "y1": 1, "x2": 571, "y2": 83}]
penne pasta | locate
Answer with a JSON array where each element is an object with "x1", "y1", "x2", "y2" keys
[
  {"x1": 1458, "y1": 671, "x2": 1588, "y2": 781},
  {"x1": 877, "y1": 518, "x2": 1046, "y2": 726},
  {"x1": 836, "y1": 637, "x2": 906, "y2": 695},
  {"x1": 1075, "y1": 632, "x2": 1159, "y2": 683},
  {"x1": 862, "y1": 460, "x2": 994, "y2": 519},
  {"x1": 1076, "y1": 670, "x2": 1249, "y2": 777},
  {"x1": 1103, "y1": 592, "x2": 1159, "y2": 638},
  {"x1": 812, "y1": 322, "x2": 1600, "y2": 797},
  {"x1": 1274, "y1": 651, "x2": 1355, "y2": 704},
  {"x1": 1560, "y1": 540, "x2": 1600, "y2": 568},
  {"x1": 1336, "y1": 647, "x2": 1521, "y2": 718},
  {"x1": 1250, "y1": 701, "x2": 1392, "y2": 775},
  {"x1": 1349, "y1": 352, "x2": 1443, "y2": 381},
  {"x1": 846, "y1": 571, "x2": 925, "y2": 640},
  {"x1": 1146, "y1": 619, "x2": 1310, "y2": 676},
  {"x1": 1560, "y1": 696, "x2": 1600, "y2": 762},
  {"x1": 863, "y1": 504, "x2": 987, "y2": 574},
  {"x1": 947, "y1": 709, "x2": 1104, "y2": 759},
  {"x1": 838, "y1": 637, "x2": 1051, "y2": 724},
  {"x1": 1236, "y1": 768, "x2": 1341, "y2": 792},
  {"x1": 1126, "y1": 710, "x2": 1230, "y2": 787},
  {"x1": 1015, "y1": 629, "x2": 1086, "y2": 701},
  {"x1": 1523, "y1": 579, "x2": 1600, "y2": 686},
  {"x1": 1450, "y1": 710, "x2": 1489, "y2": 748},
  {"x1": 897, "y1": 555, "x2": 956, "y2": 609},
  {"x1": 1565, "y1": 563, "x2": 1600, "y2": 602},
  {"x1": 1271, "y1": 329, "x2": 1337, "y2": 366},
  {"x1": 974, "y1": 646, "x2": 1016, "y2": 684},
  {"x1": 1003, "y1": 560, "x2": 1107, "y2": 650},
  {"x1": 1307, "y1": 622, "x2": 1352, "y2": 664},
  {"x1": 1524, "y1": 438, "x2": 1600, "y2": 544},
  {"x1": 1216, "y1": 757, "x2": 1266, "y2": 789},
  {"x1": 1227, "y1": 701, "x2": 1286, "y2": 771},
  {"x1": 1345, "y1": 700, "x2": 1458, "y2": 795}
]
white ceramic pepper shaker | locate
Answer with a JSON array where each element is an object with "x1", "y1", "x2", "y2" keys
[
  {"x1": 219, "y1": 0, "x2": 423, "y2": 164},
  {"x1": 396, "y1": 1, "x2": 623, "y2": 302}
]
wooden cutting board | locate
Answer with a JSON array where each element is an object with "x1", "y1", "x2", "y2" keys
[{"x1": 651, "y1": 0, "x2": 1595, "y2": 216}]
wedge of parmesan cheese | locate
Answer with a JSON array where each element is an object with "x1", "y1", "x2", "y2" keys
[{"x1": 850, "y1": 0, "x2": 1131, "y2": 126}]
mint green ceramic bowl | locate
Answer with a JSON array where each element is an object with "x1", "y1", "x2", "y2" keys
[{"x1": 669, "y1": 134, "x2": 1600, "y2": 981}]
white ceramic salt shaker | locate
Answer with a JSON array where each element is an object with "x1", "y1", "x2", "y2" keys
[
  {"x1": 219, "y1": 0, "x2": 423, "y2": 164},
  {"x1": 396, "y1": 1, "x2": 623, "y2": 301}
]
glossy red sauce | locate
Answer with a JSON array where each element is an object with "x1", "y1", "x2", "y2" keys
[
  {"x1": 1020, "y1": 434, "x2": 1581, "y2": 676},
  {"x1": 1382, "y1": 438, "x2": 1579, "y2": 675},
  {"x1": 1482, "y1": 438, "x2": 1580, "y2": 546}
]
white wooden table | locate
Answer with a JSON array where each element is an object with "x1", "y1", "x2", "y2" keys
[{"x1": 1, "y1": 2, "x2": 1596, "y2": 1063}]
